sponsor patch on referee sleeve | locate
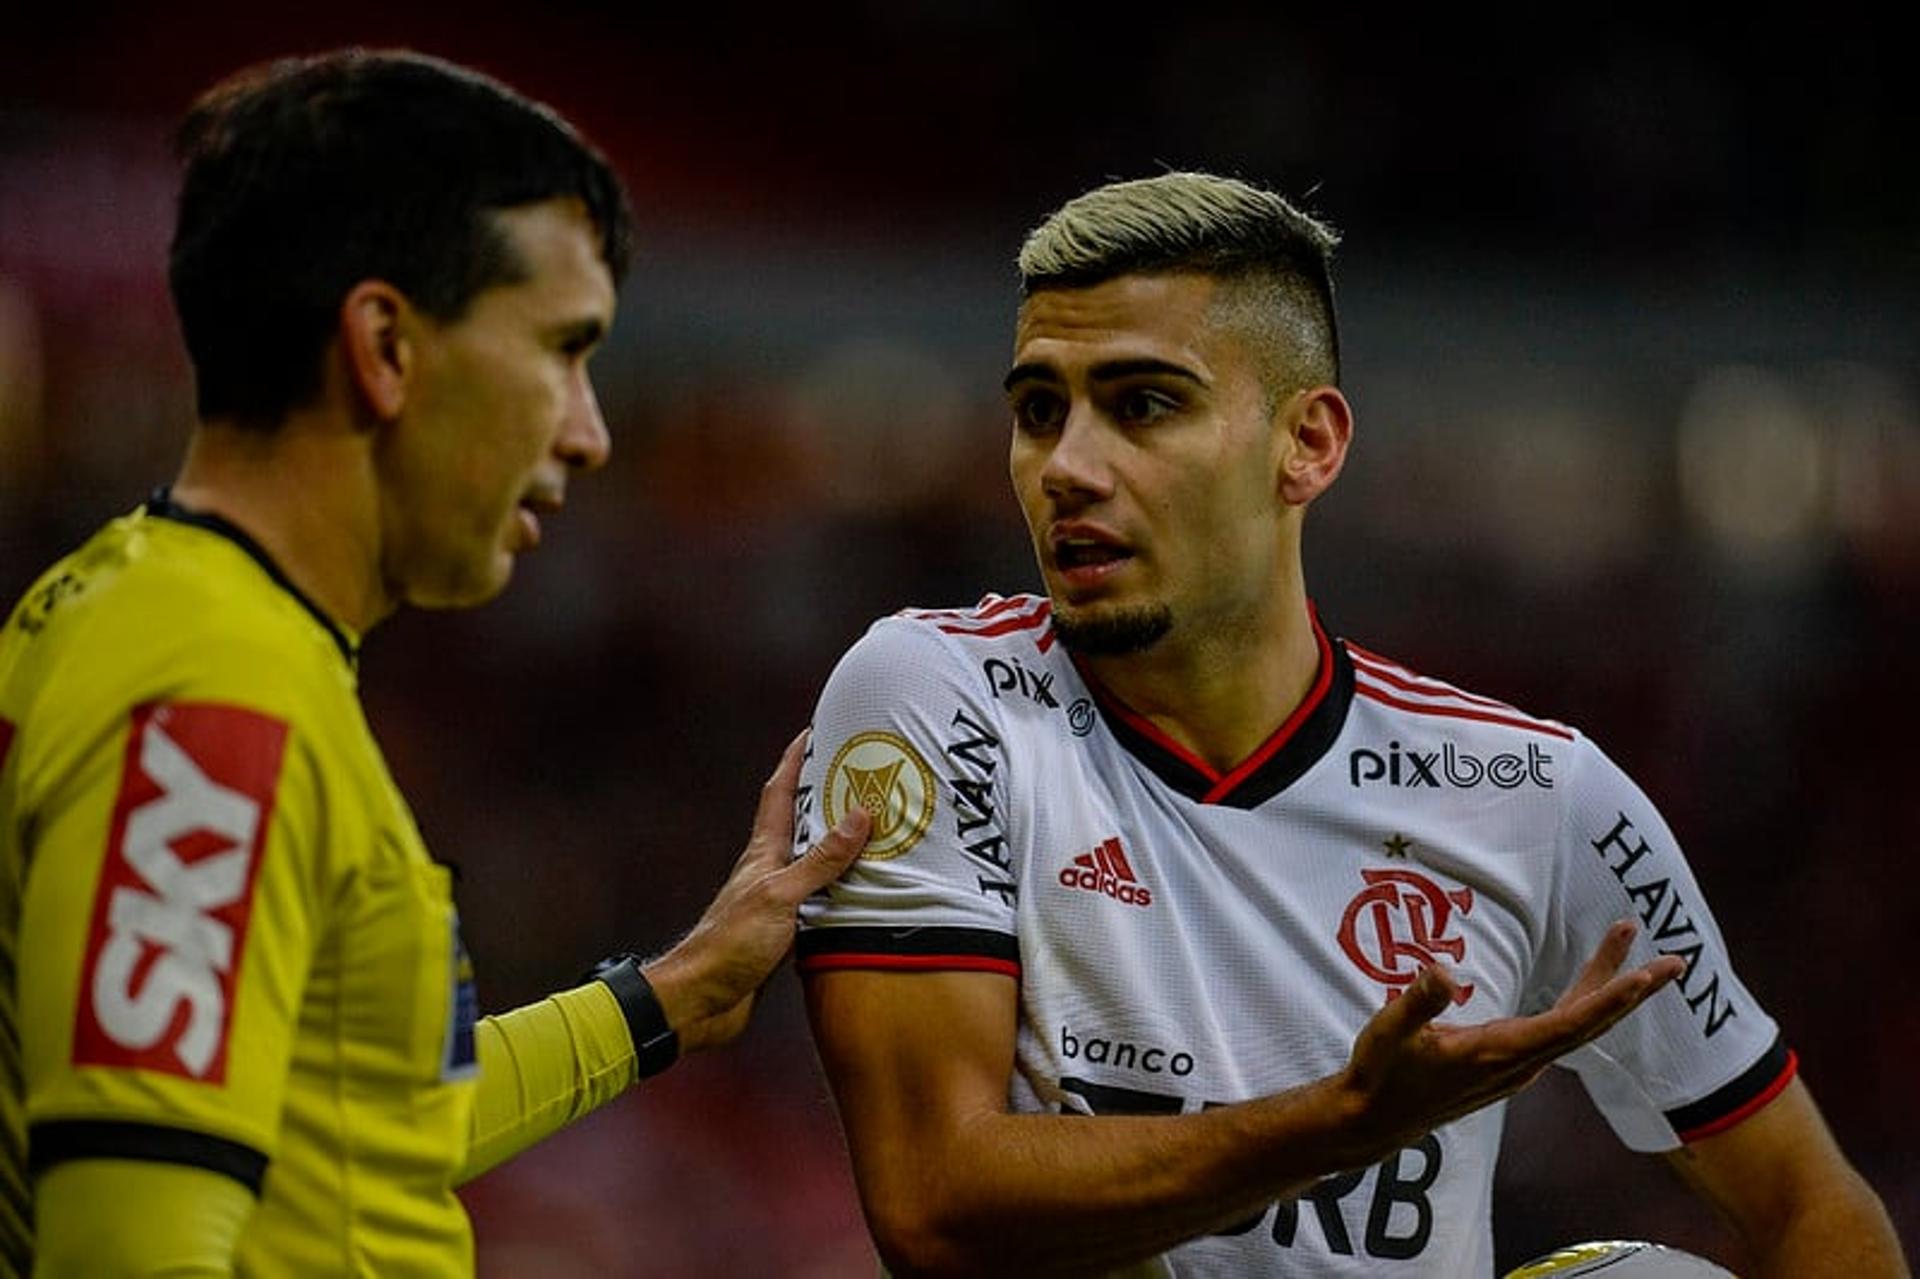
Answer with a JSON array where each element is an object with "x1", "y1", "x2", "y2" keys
[
  {"x1": 73, "y1": 702, "x2": 288, "y2": 1083},
  {"x1": 824, "y1": 731, "x2": 935, "y2": 860}
]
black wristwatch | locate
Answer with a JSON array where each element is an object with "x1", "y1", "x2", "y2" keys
[{"x1": 583, "y1": 952, "x2": 680, "y2": 1079}]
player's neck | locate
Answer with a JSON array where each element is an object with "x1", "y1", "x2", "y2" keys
[
  {"x1": 171, "y1": 412, "x2": 393, "y2": 635},
  {"x1": 1079, "y1": 586, "x2": 1321, "y2": 776}
]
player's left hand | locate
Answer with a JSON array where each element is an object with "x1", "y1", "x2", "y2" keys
[
  {"x1": 1332, "y1": 918, "x2": 1683, "y2": 1159},
  {"x1": 643, "y1": 730, "x2": 870, "y2": 1053}
]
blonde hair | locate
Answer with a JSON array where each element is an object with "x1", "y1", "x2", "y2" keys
[{"x1": 1018, "y1": 172, "x2": 1342, "y2": 388}]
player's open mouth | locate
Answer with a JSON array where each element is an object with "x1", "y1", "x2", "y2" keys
[
  {"x1": 1050, "y1": 529, "x2": 1135, "y2": 589},
  {"x1": 1055, "y1": 541, "x2": 1131, "y2": 569}
]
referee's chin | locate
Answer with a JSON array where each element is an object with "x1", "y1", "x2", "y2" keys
[{"x1": 397, "y1": 552, "x2": 518, "y2": 613}]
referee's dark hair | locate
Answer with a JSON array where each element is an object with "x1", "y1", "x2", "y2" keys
[{"x1": 169, "y1": 49, "x2": 635, "y2": 428}]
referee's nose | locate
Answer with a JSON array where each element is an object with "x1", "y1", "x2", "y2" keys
[{"x1": 558, "y1": 369, "x2": 611, "y2": 473}]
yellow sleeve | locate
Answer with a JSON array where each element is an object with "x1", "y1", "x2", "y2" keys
[
  {"x1": 32, "y1": 1159, "x2": 253, "y2": 1276},
  {"x1": 459, "y1": 981, "x2": 636, "y2": 1182}
]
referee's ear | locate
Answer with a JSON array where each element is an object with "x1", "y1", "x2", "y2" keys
[
  {"x1": 337, "y1": 279, "x2": 416, "y2": 425},
  {"x1": 1277, "y1": 384, "x2": 1353, "y2": 508}
]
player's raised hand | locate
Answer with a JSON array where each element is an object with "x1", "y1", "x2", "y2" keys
[
  {"x1": 1334, "y1": 920, "x2": 1683, "y2": 1159},
  {"x1": 643, "y1": 731, "x2": 871, "y2": 1053}
]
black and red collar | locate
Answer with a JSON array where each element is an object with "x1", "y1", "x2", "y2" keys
[{"x1": 1074, "y1": 610, "x2": 1354, "y2": 809}]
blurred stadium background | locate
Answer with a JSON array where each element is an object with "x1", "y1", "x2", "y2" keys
[{"x1": 3, "y1": 5, "x2": 1915, "y2": 1273}]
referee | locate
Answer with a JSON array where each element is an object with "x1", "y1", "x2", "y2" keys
[{"x1": 0, "y1": 50, "x2": 868, "y2": 1276}]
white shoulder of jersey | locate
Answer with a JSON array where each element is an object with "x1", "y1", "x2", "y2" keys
[{"x1": 1344, "y1": 639, "x2": 1579, "y2": 745}]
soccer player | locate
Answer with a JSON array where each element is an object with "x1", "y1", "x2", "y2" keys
[
  {"x1": 794, "y1": 174, "x2": 1908, "y2": 1276},
  {"x1": 0, "y1": 51, "x2": 869, "y2": 1277}
]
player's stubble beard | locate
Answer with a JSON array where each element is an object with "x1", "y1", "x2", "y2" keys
[{"x1": 1050, "y1": 601, "x2": 1174, "y2": 656}]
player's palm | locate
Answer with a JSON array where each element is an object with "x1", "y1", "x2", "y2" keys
[{"x1": 1338, "y1": 919, "x2": 1682, "y2": 1154}]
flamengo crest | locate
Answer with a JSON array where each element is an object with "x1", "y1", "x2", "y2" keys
[{"x1": 1338, "y1": 867, "x2": 1475, "y2": 1005}]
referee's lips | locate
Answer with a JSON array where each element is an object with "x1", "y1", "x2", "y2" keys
[{"x1": 515, "y1": 486, "x2": 566, "y2": 549}]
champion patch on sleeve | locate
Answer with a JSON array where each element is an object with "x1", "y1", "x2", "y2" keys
[
  {"x1": 824, "y1": 731, "x2": 936, "y2": 860},
  {"x1": 72, "y1": 702, "x2": 288, "y2": 1082}
]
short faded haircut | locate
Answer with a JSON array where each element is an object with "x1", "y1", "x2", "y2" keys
[{"x1": 1017, "y1": 172, "x2": 1341, "y2": 392}]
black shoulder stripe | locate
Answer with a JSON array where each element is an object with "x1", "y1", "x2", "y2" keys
[
  {"x1": 798, "y1": 926, "x2": 1017, "y2": 963},
  {"x1": 29, "y1": 1120, "x2": 268, "y2": 1195},
  {"x1": 1664, "y1": 1033, "x2": 1796, "y2": 1141}
]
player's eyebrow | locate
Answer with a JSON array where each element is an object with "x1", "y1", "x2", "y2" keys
[{"x1": 1003, "y1": 357, "x2": 1209, "y2": 392}]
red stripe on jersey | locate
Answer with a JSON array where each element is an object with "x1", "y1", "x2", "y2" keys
[
  {"x1": 903, "y1": 596, "x2": 1023, "y2": 622},
  {"x1": 1202, "y1": 620, "x2": 1337, "y2": 804},
  {"x1": 1678, "y1": 1050, "x2": 1799, "y2": 1143},
  {"x1": 1345, "y1": 647, "x2": 1518, "y2": 713},
  {"x1": 73, "y1": 702, "x2": 289, "y2": 1083},
  {"x1": 1102, "y1": 837, "x2": 1137, "y2": 882},
  {"x1": 0, "y1": 718, "x2": 14, "y2": 774},
  {"x1": 797, "y1": 953, "x2": 1021, "y2": 978},
  {"x1": 937, "y1": 601, "x2": 1053, "y2": 640},
  {"x1": 974, "y1": 594, "x2": 1032, "y2": 618},
  {"x1": 1354, "y1": 681, "x2": 1574, "y2": 740}
]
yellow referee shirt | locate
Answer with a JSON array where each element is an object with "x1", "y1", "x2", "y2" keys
[{"x1": 1, "y1": 498, "x2": 640, "y2": 1277}]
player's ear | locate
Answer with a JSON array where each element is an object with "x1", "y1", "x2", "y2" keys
[
  {"x1": 337, "y1": 280, "x2": 417, "y2": 424},
  {"x1": 1276, "y1": 385, "x2": 1353, "y2": 507}
]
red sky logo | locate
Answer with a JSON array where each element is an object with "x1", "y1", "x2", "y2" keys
[
  {"x1": 1058, "y1": 836, "x2": 1152, "y2": 908},
  {"x1": 73, "y1": 702, "x2": 287, "y2": 1081}
]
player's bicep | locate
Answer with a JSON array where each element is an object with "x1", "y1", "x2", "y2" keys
[{"x1": 804, "y1": 969, "x2": 1018, "y2": 1216}]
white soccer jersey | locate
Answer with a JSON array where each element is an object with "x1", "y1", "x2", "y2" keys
[{"x1": 796, "y1": 595, "x2": 1793, "y2": 1277}]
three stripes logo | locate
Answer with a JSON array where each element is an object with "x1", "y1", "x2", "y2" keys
[{"x1": 1057, "y1": 836, "x2": 1152, "y2": 908}]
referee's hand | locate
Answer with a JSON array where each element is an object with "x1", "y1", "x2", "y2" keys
[{"x1": 643, "y1": 731, "x2": 871, "y2": 1054}]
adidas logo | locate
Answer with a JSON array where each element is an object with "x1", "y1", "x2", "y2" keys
[{"x1": 1057, "y1": 837, "x2": 1153, "y2": 908}]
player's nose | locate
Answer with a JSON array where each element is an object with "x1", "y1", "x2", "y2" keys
[{"x1": 1040, "y1": 406, "x2": 1115, "y2": 504}]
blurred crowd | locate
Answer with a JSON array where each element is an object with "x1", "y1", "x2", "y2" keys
[{"x1": 3, "y1": 8, "x2": 1915, "y2": 1272}]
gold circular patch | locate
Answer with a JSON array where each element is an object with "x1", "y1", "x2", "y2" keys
[{"x1": 824, "y1": 731, "x2": 936, "y2": 860}]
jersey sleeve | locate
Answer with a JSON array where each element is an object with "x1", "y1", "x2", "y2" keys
[
  {"x1": 18, "y1": 631, "x2": 333, "y2": 1192},
  {"x1": 31, "y1": 1157, "x2": 253, "y2": 1276},
  {"x1": 1534, "y1": 734, "x2": 1794, "y2": 1152},
  {"x1": 795, "y1": 615, "x2": 1020, "y2": 978},
  {"x1": 459, "y1": 981, "x2": 637, "y2": 1184}
]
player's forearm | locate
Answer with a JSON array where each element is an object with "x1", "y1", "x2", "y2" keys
[
  {"x1": 860, "y1": 1076, "x2": 1378, "y2": 1277},
  {"x1": 1746, "y1": 1175, "x2": 1910, "y2": 1279}
]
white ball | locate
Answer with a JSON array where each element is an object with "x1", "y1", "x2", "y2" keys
[{"x1": 1503, "y1": 1239, "x2": 1738, "y2": 1278}]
